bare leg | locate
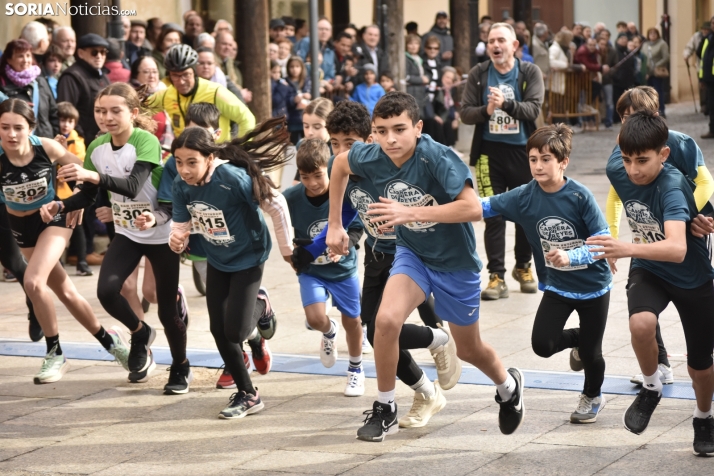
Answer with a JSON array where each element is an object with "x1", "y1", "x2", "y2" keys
[
  {"x1": 630, "y1": 311, "x2": 659, "y2": 377},
  {"x1": 304, "y1": 302, "x2": 330, "y2": 333},
  {"x1": 449, "y1": 320, "x2": 508, "y2": 384},
  {"x1": 342, "y1": 314, "x2": 363, "y2": 358},
  {"x1": 690, "y1": 366, "x2": 714, "y2": 413}
]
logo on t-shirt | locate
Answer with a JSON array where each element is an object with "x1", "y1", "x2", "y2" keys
[
  {"x1": 625, "y1": 200, "x2": 665, "y2": 244},
  {"x1": 349, "y1": 188, "x2": 395, "y2": 239},
  {"x1": 385, "y1": 180, "x2": 438, "y2": 231},
  {"x1": 537, "y1": 217, "x2": 585, "y2": 271}
]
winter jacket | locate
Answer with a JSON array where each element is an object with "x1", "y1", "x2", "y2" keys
[
  {"x1": 351, "y1": 83, "x2": 385, "y2": 114},
  {"x1": 698, "y1": 32, "x2": 714, "y2": 83},
  {"x1": 531, "y1": 36, "x2": 550, "y2": 77},
  {"x1": 295, "y1": 38, "x2": 336, "y2": 80},
  {"x1": 421, "y1": 25, "x2": 454, "y2": 65},
  {"x1": 286, "y1": 77, "x2": 311, "y2": 132},
  {"x1": 57, "y1": 58, "x2": 111, "y2": 141},
  {"x1": 105, "y1": 61, "x2": 131, "y2": 83},
  {"x1": 460, "y1": 59, "x2": 544, "y2": 166},
  {"x1": 611, "y1": 44, "x2": 637, "y2": 90},
  {"x1": 0, "y1": 74, "x2": 58, "y2": 138},
  {"x1": 271, "y1": 78, "x2": 294, "y2": 119},
  {"x1": 405, "y1": 53, "x2": 427, "y2": 112},
  {"x1": 548, "y1": 42, "x2": 572, "y2": 94},
  {"x1": 599, "y1": 44, "x2": 617, "y2": 85},
  {"x1": 644, "y1": 38, "x2": 670, "y2": 76}
]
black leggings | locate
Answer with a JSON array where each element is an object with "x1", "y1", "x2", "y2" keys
[
  {"x1": 0, "y1": 205, "x2": 33, "y2": 317},
  {"x1": 206, "y1": 262, "x2": 265, "y2": 395},
  {"x1": 362, "y1": 246, "x2": 442, "y2": 387},
  {"x1": 97, "y1": 234, "x2": 186, "y2": 363},
  {"x1": 531, "y1": 291, "x2": 610, "y2": 398}
]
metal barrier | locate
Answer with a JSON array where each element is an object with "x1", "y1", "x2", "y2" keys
[{"x1": 546, "y1": 71, "x2": 601, "y2": 128}]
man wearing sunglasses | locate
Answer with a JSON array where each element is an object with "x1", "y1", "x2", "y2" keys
[{"x1": 57, "y1": 33, "x2": 111, "y2": 141}]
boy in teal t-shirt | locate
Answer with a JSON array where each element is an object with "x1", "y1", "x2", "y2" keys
[
  {"x1": 592, "y1": 111, "x2": 714, "y2": 456},
  {"x1": 327, "y1": 91, "x2": 525, "y2": 442},
  {"x1": 283, "y1": 138, "x2": 366, "y2": 397}
]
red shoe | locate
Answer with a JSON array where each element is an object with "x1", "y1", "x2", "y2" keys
[
  {"x1": 248, "y1": 335, "x2": 272, "y2": 375},
  {"x1": 215, "y1": 353, "x2": 251, "y2": 389}
]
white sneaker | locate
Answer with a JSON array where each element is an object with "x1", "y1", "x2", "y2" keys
[
  {"x1": 320, "y1": 318, "x2": 338, "y2": 368},
  {"x1": 107, "y1": 326, "x2": 130, "y2": 371},
  {"x1": 361, "y1": 324, "x2": 372, "y2": 354},
  {"x1": 398, "y1": 381, "x2": 447, "y2": 428},
  {"x1": 630, "y1": 363, "x2": 674, "y2": 386},
  {"x1": 344, "y1": 367, "x2": 365, "y2": 396},
  {"x1": 429, "y1": 324, "x2": 461, "y2": 390},
  {"x1": 34, "y1": 345, "x2": 70, "y2": 384}
]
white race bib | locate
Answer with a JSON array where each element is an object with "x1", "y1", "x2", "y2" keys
[
  {"x1": 358, "y1": 210, "x2": 396, "y2": 240},
  {"x1": 112, "y1": 200, "x2": 153, "y2": 230},
  {"x1": 191, "y1": 208, "x2": 232, "y2": 242},
  {"x1": 2, "y1": 177, "x2": 48, "y2": 205},
  {"x1": 628, "y1": 219, "x2": 665, "y2": 245},
  {"x1": 541, "y1": 239, "x2": 587, "y2": 271},
  {"x1": 488, "y1": 109, "x2": 520, "y2": 134}
]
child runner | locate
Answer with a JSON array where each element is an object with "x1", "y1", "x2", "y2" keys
[
  {"x1": 482, "y1": 124, "x2": 612, "y2": 423},
  {"x1": 327, "y1": 92, "x2": 525, "y2": 442},
  {"x1": 51, "y1": 83, "x2": 189, "y2": 393},
  {"x1": 294, "y1": 100, "x2": 460, "y2": 427},
  {"x1": 606, "y1": 86, "x2": 714, "y2": 387},
  {"x1": 0, "y1": 98, "x2": 128, "y2": 383},
  {"x1": 169, "y1": 117, "x2": 291, "y2": 419},
  {"x1": 591, "y1": 111, "x2": 714, "y2": 456},
  {"x1": 160, "y1": 102, "x2": 287, "y2": 390},
  {"x1": 284, "y1": 138, "x2": 365, "y2": 396}
]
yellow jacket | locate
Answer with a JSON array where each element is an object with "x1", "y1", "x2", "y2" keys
[
  {"x1": 56, "y1": 130, "x2": 86, "y2": 200},
  {"x1": 147, "y1": 77, "x2": 256, "y2": 142}
]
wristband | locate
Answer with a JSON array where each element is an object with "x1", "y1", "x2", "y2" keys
[{"x1": 56, "y1": 201, "x2": 64, "y2": 213}]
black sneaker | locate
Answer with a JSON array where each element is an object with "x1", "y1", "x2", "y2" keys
[
  {"x1": 623, "y1": 387, "x2": 661, "y2": 434},
  {"x1": 128, "y1": 322, "x2": 156, "y2": 372},
  {"x1": 164, "y1": 360, "x2": 194, "y2": 395},
  {"x1": 357, "y1": 401, "x2": 399, "y2": 442},
  {"x1": 219, "y1": 390, "x2": 265, "y2": 419},
  {"x1": 495, "y1": 368, "x2": 525, "y2": 435},
  {"x1": 28, "y1": 312, "x2": 44, "y2": 342},
  {"x1": 76, "y1": 261, "x2": 93, "y2": 276},
  {"x1": 127, "y1": 352, "x2": 156, "y2": 383},
  {"x1": 693, "y1": 416, "x2": 714, "y2": 456},
  {"x1": 256, "y1": 287, "x2": 277, "y2": 340}
]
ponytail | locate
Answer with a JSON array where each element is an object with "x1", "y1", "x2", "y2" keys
[{"x1": 97, "y1": 82, "x2": 157, "y2": 134}]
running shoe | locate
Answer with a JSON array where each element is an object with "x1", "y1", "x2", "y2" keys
[
  {"x1": 128, "y1": 322, "x2": 156, "y2": 373},
  {"x1": 344, "y1": 367, "x2": 365, "y2": 397},
  {"x1": 127, "y1": 353, "x2": 156, "y2": 383},
  {"x1": 176, "y1": 284, "x2": 190, "y2": 330},
  {"x1": 107, "y1": 326, "x2": 130, "y2": 371},
  {"x1": 481, "y1": 273, "x2": 509, "y2": 300},
  {"x1": 570, "y1": 347, "x2": 584, "y2": 372},
  {"x1": 215, "y1": 354, "x2": 251, "y2": 389},
  {"x1": 630, "y1": 363, "x2": 674, "y2": 386},
  {"x1": 256, "y1": 287, "x2": 277, "y2": 340},
  {"x1": 219, "y1": 390, "x2": 265, "y2": 419},
  {"x1": 33, "y1": 345, "x2": 69, "y2": 384},
  {"x1": 398, "y1": 381, "x2": 446, "y2": 428},
  {"x1": 357, "y1": 401, "x2": 399, "y2": 442},
  {"x1": 495, "y1": 368, "x2": 525, "y2": 435},
  {"x1": 320, "y1": 318, "x2": 338, "y2": 368},
  {"x1": 28, "y1": 312, "x2": 43, "y2": 342},
  {"x1": 570, "y1": 393, "x2": 606, "y2": 424},
  {"x1": 512, "y1": 263, "x2": 537, "y2": 293},
  {"x1": 247, "y1": 334, "x2": 272, "y2": 375},
  {"x1": 141, "y1": 297, "x2": 150, "y2": 313},
  {"x1": 693, "y1": 416, "x2": 714, "y2": 456},
  {"x1": 76, "y1": 261, "x2": 93, "y2": 276},
  {"x1": 3, "y1": 268, "x2": 17, "y2": 282},
  {"x1": 623, "y1": 387, "x2": 661, "y2": 434},
  {"x1": 429, "y1": 324, "x2": 461, "y2": 390},
  {"x1": 361, "y1": 324, "x2": 373, "y2": 354},
  {"x1": 164, "y1": 360, "x2": 193, "y2": 395}
]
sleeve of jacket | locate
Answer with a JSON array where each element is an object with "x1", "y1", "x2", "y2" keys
[
  {"x1": 43, "y1": 78, "x2": 60, "y2": 136},
  {"x1": 501, "y1": 63, "x2": 544, "y2": 122},
  {"x1": 574, "y1": 47, "x2": 602, "y2": 72},
  {"x1": 216, "y1": 86, "x2": 256, "y2": 138},
  {"x1": 56, "y1": 73, "x2": 80, "y2": 104},
  {"x1": 656, "y1": 41, "x2": 670, "y2": 67},
  {"x1": 460, "y1": 64, "x2": 490, "y2": 125}
]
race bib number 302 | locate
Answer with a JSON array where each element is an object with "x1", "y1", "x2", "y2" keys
[
  {"x1": 112, "y1": 201, "x2": 153, "y2": 230},
  {"x1": 2, "y1": 177, "x2": 47, "y2": 204}
]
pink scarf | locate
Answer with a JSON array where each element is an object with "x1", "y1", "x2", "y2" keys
[{"x1": 4, "y1": 64, "x2": 41, "y2": 87}]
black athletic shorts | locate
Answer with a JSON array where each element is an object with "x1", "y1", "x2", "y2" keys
[
  {"x1": 7, "y1": 210, "x2": 67, "y2": 248},
  {"x1": 627, "y1": 266, "x2": 714, "y2": 370}
]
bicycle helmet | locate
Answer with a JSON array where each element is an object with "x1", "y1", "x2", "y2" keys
[{"x1": 164, "y1": 44, "x2": 198, "y2": 72}]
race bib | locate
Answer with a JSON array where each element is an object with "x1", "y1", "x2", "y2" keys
[
  {"x1": 2, "y1": 177, "x2": 48, "y2": 205},
  {"x1": 112, "y1": 200, "x2": 153, "y2": 230},
  {"x1": 628, "y1": 219, "x2": 665, "y2": 245},
  {"x1": 191, "y1": 208, "x2": 232, "y2": 242},
  {"x1": 488, "y1": 109, "x2": 520, "y2": 134},
  {"x1": 541, "y1": 239, "x2": 587, "y2": 271},
  {"x1": 358, "y1": 210, "x2": 396, "y2": 240}
]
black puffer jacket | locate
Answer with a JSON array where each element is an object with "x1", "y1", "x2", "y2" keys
[{"x1": 0, "y1": 74, "x2": 59, "y2": 138}]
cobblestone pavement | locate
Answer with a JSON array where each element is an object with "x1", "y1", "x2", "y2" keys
[{"x1": 0, "y1": 102, "x2": 712, "y2": 474}]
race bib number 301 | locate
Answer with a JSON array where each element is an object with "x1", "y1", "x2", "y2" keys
[
  {"x1": 112, "y1": 201, "x2": 153, "y2": 230},
  {"x1": 2, "y1": 177, "x2": 47, "y2": 204}
]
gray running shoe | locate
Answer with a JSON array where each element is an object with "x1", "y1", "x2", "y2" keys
[
  {"x1": 570, "y1": 393, "x2": 606, "y2": 424},
  {"x1": 219, "y1": 390, "x2": 264, "y2": 419}
]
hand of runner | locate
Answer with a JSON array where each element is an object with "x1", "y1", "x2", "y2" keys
[
  {"x1": 95, "y1": 206, "x2": 113, "y2": 223},
  {"x1": 170, "y1": 230, "x2": 190, "y2": 254},
  {"x1": 487, "y1": 86, "x2": 505, "y2": 110},
  {"x1": 585, "y1": 235, "x2": 631, "y2": 259},
  {"x1": 65, "y1": 209, "x2": 83, "y2": 229},
  {"x1": 58, "y1": 163, "x2": 98, "y2": 183},
  {"x1": 134, "y1": 211, "x2": 156, "y2": 231},
  {"x1": 367, "y1": 197, "x2": 412, "y2": 230},
  {"x1": 690, "y1": 214, "x2": 714, "y2": 238},
  {"x1": 545, "y1": 249, "x2": 570, "y2": 267},
  {"x1": 54, "y1": 134, "x2": 68, "y2": 150},
  {"x1": 326, "y1": 226, "x2": 350, "y2": 256},
  {"x1": 607, "y1": 257, "x2": 618, "y2": 274},
  {"x1": 327, "y1": 249, "x2": 342, "y2": 263},
  {"x1": 39, "y1": 201, "x2": 59, "y2": 223}
]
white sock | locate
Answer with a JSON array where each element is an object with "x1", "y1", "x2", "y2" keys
[
  {"x1": 348, "y1": 354, "x2": 362, "y2": 369},
  {"x1": 409, "y1": 372, "x2": 436, "y2": 398},
  {"x1": 694, "y1": 407, "x2": 713, "y2": 419},
  {"x1": 377, "y1": 389, "x2": 396, "y2": 412},
  {"x1": 324, "y1": 320, "x2": 336, "y2": 338},
  {"x1": 642, "y1": 370, "x2": 663, "y2": 395},
  {"x1": 247, "y1": 327, "x2": 258, "y2": 340},
  {"x1": 496, "y1": 373, "x2": 516, "y2": 401},
  {"x1": 427, "y1": 327, "x2": 449, "y2": 350}
]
